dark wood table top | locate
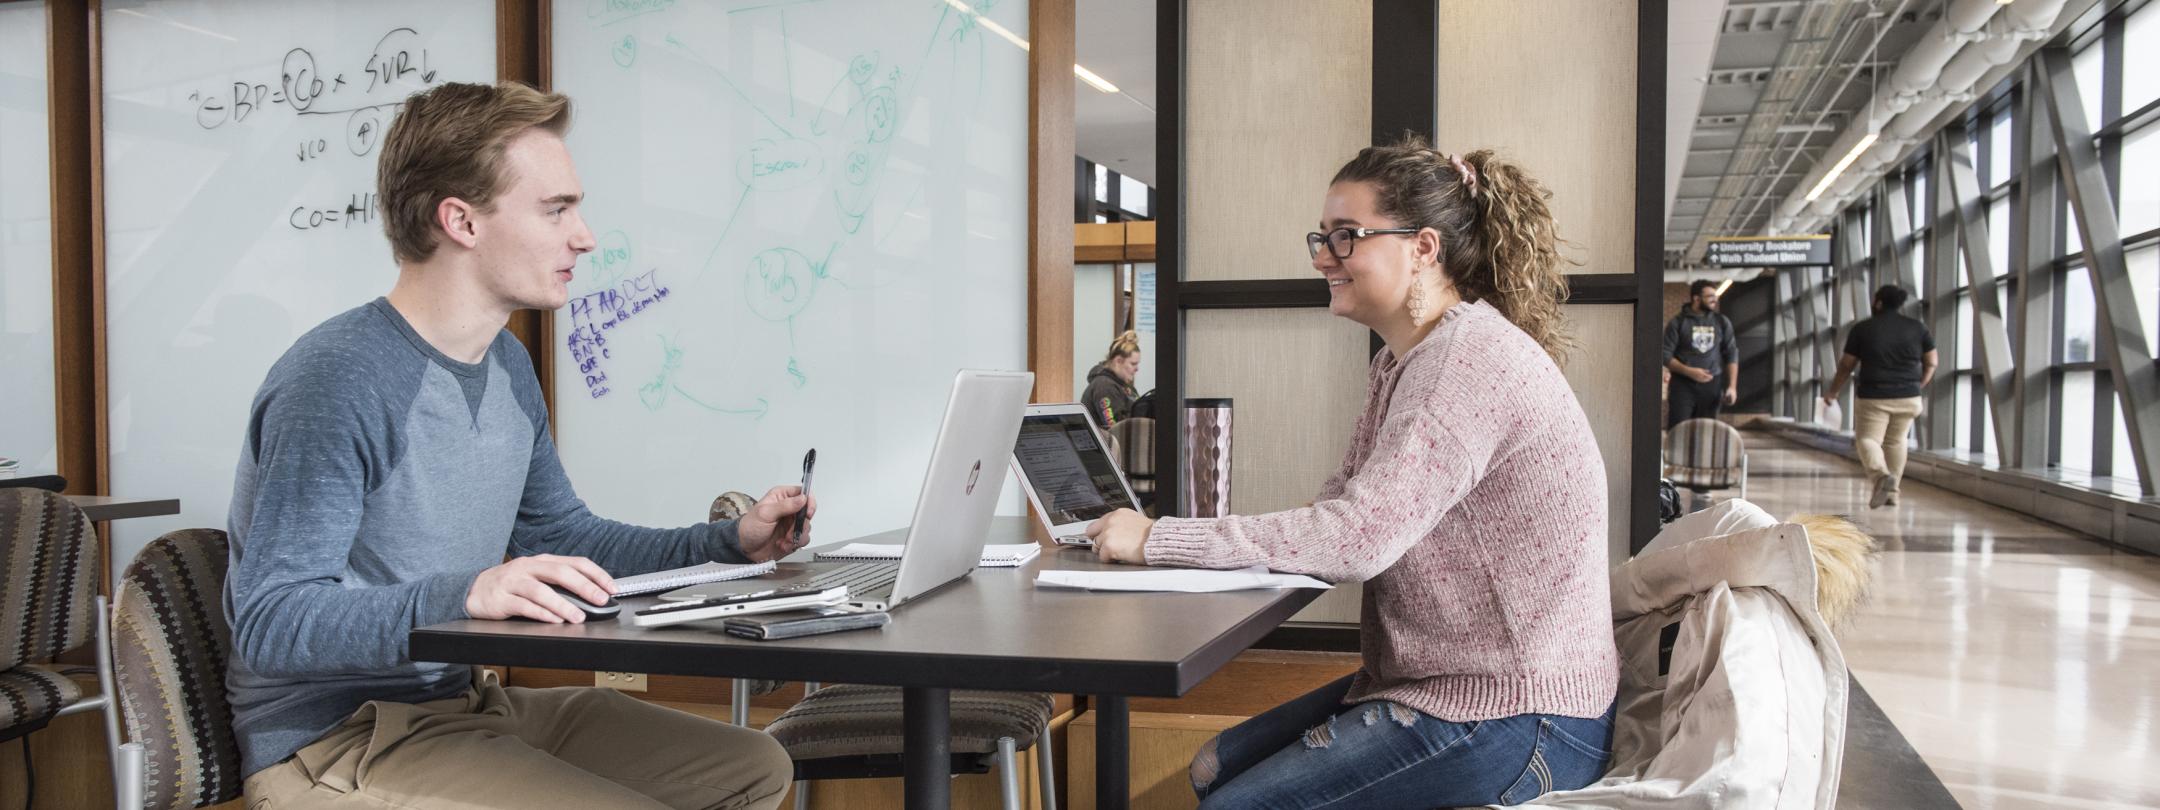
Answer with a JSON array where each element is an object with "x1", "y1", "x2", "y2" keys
[
  {"x1": 412, "y1": 517, "x2": 1326, "y2": 696},
  {"x1": 65, "y1": 494, "x2": 181, "y2": 522}
]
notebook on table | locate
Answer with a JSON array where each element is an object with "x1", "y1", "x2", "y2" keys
[
  {"x1": 612, "y1": 560, "x2": 777, "y2": 598},
  {"x1": 814, "y1": 542, "x2": 1042, "y2": 568}
]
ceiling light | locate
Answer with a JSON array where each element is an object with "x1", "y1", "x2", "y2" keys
[
  {"x1": 1805, "y1": 131, "x2": 1877, "y2": 202},
  {"x1": 943, "y1": 0, "x2": 1029, "y2": 51},
  {"x1": 1714, "y1": 278, "x2": 1734, "y2": 297},
  {"x1": 1074, "y1": 65, "x2": 1119, "y2": 94},
  {"x1": 943, "y1": 0, "x2": 1120, "y2": 95}
]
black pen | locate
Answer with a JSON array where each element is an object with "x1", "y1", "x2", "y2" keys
[{"x1": 797, "y1": 449, "x2": 816, "y2": 544}]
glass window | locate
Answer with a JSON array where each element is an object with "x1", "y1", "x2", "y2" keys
[
  {"x1": 1988, "y1": 197, "x2": 2011, "y2": 277},
  {"x1": 1961, "y1": 378, "x2": 1978, "y2": 453},
  {"x1": 2061, "y1": 370, "x2": 2095, "y2": 473},
  {"x1": 2065, "y1": 197, "x2": 2082, "y2": 256},
  {"x1": 2131, "y1": 245, "x2": 2159, "y2": 359},
  {"x1": 1119, "y1": 174, "x2": 1149, "y2": 218},
  {"x1": 1912, "y1": 169, "x2": 1929, "y2": 226},
  {"x1": 1957, "y1": 292, "x2": 1975, "y2": 369},
  {"x1": 1913, "y1": 237, "x2": 1928, "y2": 300},
  {"x1": 2123, "y1": 124, "x2": 2158, "y2": 237},
  {"x1": 1981, "y1": 388, "x2": 1997, "y2": 458},
  {"x1": 1092, "y1": 213, "x2": 1109, "y2": 224},
  {"x1": 1094, "y1": 163, "x2": 1110, "y2": 204},
  {"x1": 2128, "y1": 7, "x2": 2159, "y2": 121},
  {"x1": 1989, "y1": 110, "x2": 2013, "y2": 188},
  {"x1": 2074, "y1": 40, "x2": 2105, "y2": 133},
  {"x1": 2111, "y1": 403, "x2": 2141, "y2": 486},
  {"x1": 2063, "y1": 268, "x2": 2096, "y2": 363},
  {"x1": 1956, "y1": 375, "x2": 1975, "y2": 450}
]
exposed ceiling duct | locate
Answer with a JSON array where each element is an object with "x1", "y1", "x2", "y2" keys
[{"x1": 1769, "y1": 0, "x2": 2073, "y2": 234}]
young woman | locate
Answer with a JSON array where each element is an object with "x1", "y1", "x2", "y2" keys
[
  {"x1": 1083, "y1": 330, "x2": 1143, "y2": 428},
  {"x1": 1086, "y1": 139, "x2": 1620, "y2": 808}
]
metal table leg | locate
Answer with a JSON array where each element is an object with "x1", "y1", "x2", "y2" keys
[
  {"x1": 904, "y1": 685, "x2": 952, "y2": 810},
  {"x1": 1096, "y1": 694, "x2": 1130, "y2": 810}
]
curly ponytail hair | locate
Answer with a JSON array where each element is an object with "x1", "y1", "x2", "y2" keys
[{"x1": 1331, "y1": 135, "x2": 1579, "y2": 364}]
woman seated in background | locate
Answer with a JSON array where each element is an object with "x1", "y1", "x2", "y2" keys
[
  {"x1": 1086, "y1": 138, "x2": 1620, "y2": 808},
  {"x1": 1083, "y1": 330, "x2": 1142, "y2": 428}
]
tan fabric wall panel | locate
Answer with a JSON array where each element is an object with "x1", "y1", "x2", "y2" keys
[
  {"x1": 1186, "y1": 0, "x2": 1371, "y2": 281},
  {"x1": 1185, "y1": 308, "x2": 1371, "y2": 623},
  {"x1": 1435, "y1": 0, "x2": 1636, "y2": 275},
  {"x1": 1561, "y1": 305, "x2": 1635, "y2": 564}
]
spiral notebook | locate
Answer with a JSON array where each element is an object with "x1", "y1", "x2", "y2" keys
[
  {"x1": 814, "y1": 542, "x2": 1042, "y2": 568},
  {"x1": 613, "y1": 560, "x2": 778, "y2": 598}
]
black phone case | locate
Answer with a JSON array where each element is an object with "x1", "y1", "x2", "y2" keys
[{"x1": 721, "y1": 607, "x2": 891, "y2": 640}]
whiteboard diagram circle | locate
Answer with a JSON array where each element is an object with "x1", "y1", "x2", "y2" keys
[{"x1": 743, "y1": 247, "x2": 819, "y2": 322}]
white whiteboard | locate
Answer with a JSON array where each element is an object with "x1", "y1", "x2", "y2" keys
[
  {"x1": 0, "y1": 0, "x2": 56, "y2": 476},
  {"x1": 101, "y1": 0, "x2": 494, "y2": 583},
  {"x1": 550, "y1": 0, "x2": 1031, "y2": 542}
]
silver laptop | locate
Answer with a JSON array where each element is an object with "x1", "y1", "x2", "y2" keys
[
  {"x1": 1009, "y1": 402, "x2": 1144, "y2": 547},
  {"x1": 674, "y1": 369, "x2": 1033, "y2": 611}
]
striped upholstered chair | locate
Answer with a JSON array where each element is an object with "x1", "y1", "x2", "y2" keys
[
  {"x1": 112, "y1": 528, "x2": 244, "y2": 809},
  {"x1": 1663, "y1": 418, "x2": 1750, "y2": 505},
  {"x1": 0, "y1": 487, "x2": 100, "y2": 745}
]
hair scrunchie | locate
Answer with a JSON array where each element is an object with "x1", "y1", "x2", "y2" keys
[{"x1": 1447, "y1": 153, "x2": 1479, "y2": 193}]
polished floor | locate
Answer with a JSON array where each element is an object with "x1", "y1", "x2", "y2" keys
[{"x1": 1731, "y1": 435, "x2": 2160, "y2": 810}]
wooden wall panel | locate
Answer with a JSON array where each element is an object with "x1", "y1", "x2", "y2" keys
[
  {"x1": 1435, "y1": 0, "x2": 1636, "y2": 276},
  {"x1": 1185, "y1": 0, "x2": 1369, "y2": 282},
  {"x1": 1030, "y1": 0, "x2": 1077, "y2": 403},
  {"x1": 1184, "y1": 308, "x2": 1369, "y2": 623},
  {"x1": 1561, "y1": 304, "x2": 1635, "y2": 563}
]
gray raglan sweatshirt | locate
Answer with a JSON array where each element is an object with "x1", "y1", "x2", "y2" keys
[{"x1": 224, "y1": 298, "x2": 749, "y2": 777}]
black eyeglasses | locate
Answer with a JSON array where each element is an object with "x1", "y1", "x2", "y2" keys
[{"x1": 1305, "y1": 226, "x2": 1418, "y2": 260}]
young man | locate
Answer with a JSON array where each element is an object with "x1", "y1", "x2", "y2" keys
[
  {"x1": 1663, "y1": 279, "x2": 1739, "y2": 428},
  {"x1": 226, "y1": 82, "x2": 800, "y2": 809},
  {"x1": 1825, "y1": 284, "x2": 1938, "y2": 508}
]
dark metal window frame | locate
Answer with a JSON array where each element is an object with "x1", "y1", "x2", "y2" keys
[{"x1": 1774, "y1": 0, "x2": 2160, "y2": 494}]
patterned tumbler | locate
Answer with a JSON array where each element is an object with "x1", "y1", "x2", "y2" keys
[{"x1": 1181, "y1": 398, "x2": 1233, "y2": 518}]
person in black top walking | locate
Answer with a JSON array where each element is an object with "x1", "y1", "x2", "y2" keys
[
  {"x1": 1663, "y1": 280, "x2": 1737, "y2": 428},
  {"x1": 1825, "y1": 284, "x2": 1937, "y2": 508}
]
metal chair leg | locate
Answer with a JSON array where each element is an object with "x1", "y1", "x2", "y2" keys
[
  {"x1": 997, "y1": 737, "x2": 1022, "y2": 810},
  {"x1": 730, "y1": 679, "x2": 751, "y2": 727},
  {"x1": 95, "y1": 597, "x2": 143, "y2": 810},
  {"x1": 1034, "y1": 720, "x2": 1057, "y2": 810},
  {"x1": 792, "y1": 779, "x2": 810, "y2": 810}
]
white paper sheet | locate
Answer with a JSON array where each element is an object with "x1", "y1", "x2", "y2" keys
[{"x1": 1034, "y1": 565, "x2": 1332, "y2": 593}]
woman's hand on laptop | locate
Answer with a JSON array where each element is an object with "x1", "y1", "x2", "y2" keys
[
  {"x1": 737, "y1": 485, "x2": 819, "y2": 562},
  {"x1": 1086, "y1": 508, "x2": 1154, "y2": 565}
]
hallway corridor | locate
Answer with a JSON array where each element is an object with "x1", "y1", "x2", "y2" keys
[{"x1": 1732, "y1": 434, "x2": 2160, "y2": 809}]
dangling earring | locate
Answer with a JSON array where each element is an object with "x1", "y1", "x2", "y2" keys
[{"x1": 1407, "y1": 272, "x2": 1429, "y2": 326}]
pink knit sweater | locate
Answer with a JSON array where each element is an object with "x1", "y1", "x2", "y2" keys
[{"x1": 1146, "y1": 300, "x2": 1619, "y2": 721}]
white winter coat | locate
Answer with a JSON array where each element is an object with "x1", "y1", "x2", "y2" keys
[{"x1": 1501, "y1": 500, "x2": 1848, "y2": 809}]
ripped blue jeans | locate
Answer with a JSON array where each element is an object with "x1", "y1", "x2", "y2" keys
[{"x1": 1190, "y1": 675, "x2": 1614, "y2": 809}]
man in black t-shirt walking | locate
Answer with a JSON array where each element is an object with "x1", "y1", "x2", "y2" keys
[
  {"x1": 1663, "y1": 280, "x2": 1738, "y2": 428},
  {"x1": 1825, "y1": 284, "x2": 1938, "y2": 508}
]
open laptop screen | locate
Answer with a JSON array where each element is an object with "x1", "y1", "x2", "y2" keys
[{"x1": 1012, "y1": 412, "x2": 1136, "y2": 525}]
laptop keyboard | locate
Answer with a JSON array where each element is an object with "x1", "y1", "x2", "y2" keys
[{"x1": 783, "y1": 562, "x2": 901, "y2": 601}]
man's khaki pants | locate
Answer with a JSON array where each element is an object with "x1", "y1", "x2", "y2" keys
[
  {"x1": 1853, "y1": 396, "x2": 1924, "y2": 491},
  {"x1": 245, "y1": 673, "x2": 793, "y2": 809}
]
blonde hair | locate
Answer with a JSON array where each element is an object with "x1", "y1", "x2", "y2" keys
[
  {"x1": 1331, "y1": 135, "x2": 1578, "y2": 364},
  {"x1": 1790, "y1": 513, "x2": 1877, "y2": 628},
  {"x1": 377, "y1": 81, "x2": 572, "y2": 263},
  {"x1": 1104, "y1": 330, "x2": 1141, "y2": 363}
]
